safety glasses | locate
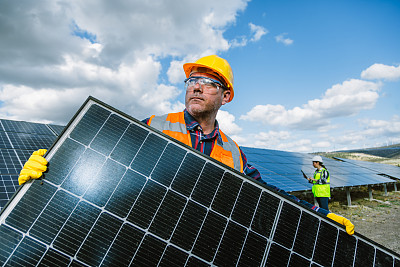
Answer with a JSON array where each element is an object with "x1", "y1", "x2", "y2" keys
[{"x1": 184, "y1": 76, "x2": 225, "y2": 94}]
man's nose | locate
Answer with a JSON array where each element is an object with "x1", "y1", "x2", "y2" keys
[{"x1": 193, "y1": 82, "x2": 202, "y2": 91}]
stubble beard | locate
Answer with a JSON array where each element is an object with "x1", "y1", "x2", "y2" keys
[{"x1": 186, "y1": 97, "x2": 221, "y2": 122}]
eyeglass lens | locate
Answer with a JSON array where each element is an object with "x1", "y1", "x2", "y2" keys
[{"x1": 185, "y1": 77, "x2": 220, "y2": 93}]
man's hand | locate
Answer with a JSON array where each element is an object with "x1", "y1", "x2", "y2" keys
[
  {"x1": 18, "y1": 149, "x2": 48, "y2": 185},
  {"x1": 327, "y1": 213, "x2": 354, "y2": 235}
]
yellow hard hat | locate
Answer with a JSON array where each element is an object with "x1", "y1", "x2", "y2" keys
[{"x1": 183, "y1": 55, "x2": 234, "y2": 102}]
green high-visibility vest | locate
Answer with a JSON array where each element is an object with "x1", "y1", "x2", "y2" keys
[{"x1": 312, "y1": 168, "x2": 331, "y2": 197}]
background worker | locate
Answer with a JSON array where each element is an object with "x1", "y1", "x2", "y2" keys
[
  {"x1": 18, "y1": 55, "x2": 354, "y2": 235},
  {"x1": 307, "y1": 155, "x2": 331, "y2": 211}
]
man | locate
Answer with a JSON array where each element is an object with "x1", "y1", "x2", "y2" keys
[
  {"x1": 18, "y1": 55, "x2": 354, "y2": 235},
  {"x1": 143, "y1": 55, "x2": 243, "y2": 173}
]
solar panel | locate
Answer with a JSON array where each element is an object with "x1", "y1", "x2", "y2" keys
[
  {"x1": 336, "y1": 157, "x2": 400, "y2": 179},
  {"x1": 0, "y1": 119, "x2": 54, "y2": 136},
  {"x1": 47, "y1": 124, "x2": 65, "y2": 136},
  {"x1": 1, "y1": 97, "x2": 399, "y2": 266},
  {"x1": 14, "y1": 149, "x2": 34, "y2": 163},
  {"x1": 241, "y1": 147, "x2": 396, "y2": 192},
  {"x1": 0, "y1": 148, "x2": 25, "y2": 211},
  {"x1": 0, "y1": 120, "x2": 61, "y2": 211},
  {"x1": 6, "y1": 132, "x2": 56, "y2": 150}
]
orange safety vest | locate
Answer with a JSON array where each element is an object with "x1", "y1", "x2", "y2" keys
[{"x1": 148, "y1": 112, "x2": 244, "y2": 173}]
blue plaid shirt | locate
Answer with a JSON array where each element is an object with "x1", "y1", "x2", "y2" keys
[{"x1": 143, "y1": 110, "x2": 329, "y2": 216}]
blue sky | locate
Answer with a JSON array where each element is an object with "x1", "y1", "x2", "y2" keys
[{"x1": 0, "y1": 0, "x2": 399, "y2": 152}]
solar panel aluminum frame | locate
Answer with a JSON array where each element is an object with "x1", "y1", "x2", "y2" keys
[{"x1": 1, "y1": 96, "x2": 399, "y2": 266}]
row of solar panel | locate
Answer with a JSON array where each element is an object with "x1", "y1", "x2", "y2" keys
[
  {"x1": 240, "y1": 145, "x2": 400, "y2": 177},
  {"x1": 241, "y1": 147, "x2": 398, "y2": 192},
  {"x1": 0, "y1": 119, "x2": 64, "y2": 210},
  {"x1": 1, "y1": 98, "x2": 399, "y2": 266},
  {"x1": 336, "y1": 157, "x2": 400, "y2": 178}
]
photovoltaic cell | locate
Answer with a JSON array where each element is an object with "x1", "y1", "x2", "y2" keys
[
  {"x1": 14, "y1": 149, "x2": 36, "y2": 165},
  {"x1": 0, "y1": 131, "x2": 12, "y2": 149},
  {"x1": 0, "y1": 175, "x2": 19, "y2": 209},
  {"x1": 0, "y1": 149, "x2": 22, "y2": 175},
  {"x1": 7, "y1": 131, "x2": 56, "y2": 150},
  {"x1": 0, "y1": 97, "x2": 399, "y2": 266}
]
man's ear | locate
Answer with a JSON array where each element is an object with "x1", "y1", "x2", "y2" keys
[{"x1": 221, "y1": 90, "x2": 231, "y2": 105}]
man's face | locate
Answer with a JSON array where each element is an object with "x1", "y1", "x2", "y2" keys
[{"x1": 185, "y1": 72, "x2": 231, "y2": 118}]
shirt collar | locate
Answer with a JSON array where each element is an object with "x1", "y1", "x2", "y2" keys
[{"x1": 183, "y1": 109, "x2": 223, "y2": 144}]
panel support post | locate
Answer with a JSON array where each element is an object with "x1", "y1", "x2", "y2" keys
[
  {"x1": 383, "y1": 184, "x2": 388, "y2": 196},
  {"x1": 394, "y1": 182, "x2": 398, "y2": 192},
  {"x1": 346, "y1": 187, "x2": 351, "y2": 207},
  {"x1": 368, "y1": 185, "x2": 373, "y2": 200}
]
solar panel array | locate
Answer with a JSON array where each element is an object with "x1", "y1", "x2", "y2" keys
[
  {"x1": 1, "y1": 97, "x2": 399, "y2": 266},
  {"x1": 334, "y1": 157, "x2": 400, "y2": 180},
  {"x1": 241, "y1": 147, "x2": 397, "y2": 192},
  {"x1": 0, "y1": 118, "x2": 64, "y2": 210}
]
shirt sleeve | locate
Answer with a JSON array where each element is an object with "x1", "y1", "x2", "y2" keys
[
  {"x1": 142, "y1": 117, "x2": 150, "y2": 124},
  {"x1": 320, "y1": 169, "x2": 328, "y2": 184},
  {"x1": 240, "y1": 148, "x2": 329, "y2": 217},
  {"x1": 241, "y1": 148, "x2": 262, "y2": 180}
]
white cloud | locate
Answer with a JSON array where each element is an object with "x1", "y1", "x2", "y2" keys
[
  {"x1": 250, "y1": 133, "x2": 330, "y2": 153},
  {"x1": 275, "y1": 138, "x2": 312, "y2": 152},
  {"x1": 249, "y1": 23, "x2": 268, "y2": 42},
  {"x1": 0, "y1": 0, "x2": 250, "y2": 123},
  {"x1": 230, "y1": 36, "x2": 248, "y2": 48},
  {"x1": 216, "y1": 110, "x2": 242, "y2": 135},
  {"x1": 0, "y1": 85, "x2": 87, "y2": 124},
  {"x1": 240, "y1": 79, "x2": 381, "y2": 129},
  {"x1": 275, "y1": 33, "x2": 293, "y2": 46},
  {"x1": 313, "y1": 141, "x2": 331, "y2": 149},
  {"x1": 326, "y1": 116, "x2": 400, "y2": 149},
  {"x1": 253, "y1": 130, "x2": 291, "y2": 148},
  {"x1": 359, "y1": 115, "x2": 400, "y2": 138},
  {"x1": 361, "y1": 63, "x2": 400, "y2": 81},
  {"x1": 317, "y1": 124, "x2": 339, "y2": 133},
  {"x1": 167, "y1": 59, "x2": 187, "y2": 84},
  {"x1": 229, "y1": 23, "x2": 267, "y2": 48},
  {"x1": 230, "y1": 134, "x2": 247, "y2": 145},
  {"x1": 0, "y1": 55, "x2": 184, "y2": 122}
]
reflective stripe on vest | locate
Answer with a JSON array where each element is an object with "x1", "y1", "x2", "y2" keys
[
  {"x1": 148, "y1": 112, "x2": 243, "y2": 173},
  {"x1": 312, "y1": 168, "x2": 331, "y2": 197},
  {"x1": 148, "y1": 113, "x2": 191, "y2": 146}
]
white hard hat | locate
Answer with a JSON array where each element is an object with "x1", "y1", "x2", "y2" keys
[{"x1": 312, "y1": 155, "x2": 323, "y2": 163}]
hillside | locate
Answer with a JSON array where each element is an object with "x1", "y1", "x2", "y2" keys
[{"x1": 319, "y1": 143, "x2": 400, "y2": 167}]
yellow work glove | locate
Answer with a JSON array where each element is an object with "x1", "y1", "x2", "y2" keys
[
  {"x1": 18, "y1": 149, "x2": 48, "y2": 185},
  {"x1": 327, "y1": 213, "x2": 354, "y2": 235}
]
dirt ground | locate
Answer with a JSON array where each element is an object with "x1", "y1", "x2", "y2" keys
[
  {"x1": 294, "y1": 184, "x2": 400, "y2": 255},
  {"x1": 330, "y1": 187, "x2": 400, "y2": 255}
]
